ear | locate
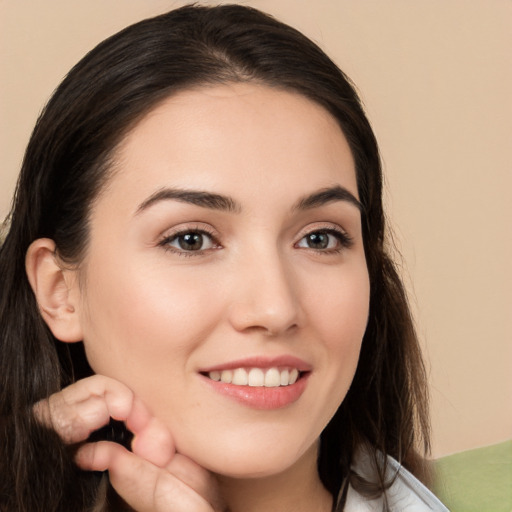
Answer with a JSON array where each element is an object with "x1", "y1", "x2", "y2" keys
[{"x1": 25, "y1": 238, "x2": 83, "y2": 343}]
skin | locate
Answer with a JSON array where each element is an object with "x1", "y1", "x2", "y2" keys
[{"x1": 28, "y1": 83, "x2": 370, "y2": 511}]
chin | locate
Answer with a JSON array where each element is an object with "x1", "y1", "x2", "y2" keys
[
  {"x1": 207, "y1": 456, "x2": 306, "y2": 480},
  {"x1": 175, "y1": 429, "x2": 318, "y2": 479}
]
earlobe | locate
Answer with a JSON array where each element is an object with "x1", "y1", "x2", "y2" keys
[{"x1": 25, "y1": 238, "x2": 83, "y2": 343}]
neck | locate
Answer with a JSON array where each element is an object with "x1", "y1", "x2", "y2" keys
[{"x1": 215, "y1": 443, "x2": 333, "y2": 512}]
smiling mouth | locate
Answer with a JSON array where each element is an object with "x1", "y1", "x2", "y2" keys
[{"x1": 204, "y1": 367, "x2": 302, "y2": 387}]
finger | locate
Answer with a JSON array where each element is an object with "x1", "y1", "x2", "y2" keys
[
  {"x1": 166, "y1": 453, "x2": 225, "y2": 512},
  {"x1": 34, "y1": 375, "x2": 151, "y2": 445},
  {"x1": 75, "y1": 440, "x2": 127, "y2": 472},
  {"x1": 131, "y1": 416, "x2": 175, "y2": 468},
  {"x1": 128, "y1": 417, "x2": 221, "y2": 508},
  {"x1": 35, "y1": 393, "x2": 117, "y2": 443},
  {"x1": 56, "y1": 375, "x2": 140, "y2": 420},
  {"x1": 76, "y1": 442, "x2": 215, "y2": 512}
]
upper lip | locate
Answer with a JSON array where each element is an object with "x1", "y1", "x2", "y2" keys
[{"x1": 198, "y1": 355, "x2": 312, "y2": 373}]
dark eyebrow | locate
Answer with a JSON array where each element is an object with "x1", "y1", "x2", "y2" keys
[
  {"x1": 293, "y1": 185, "x2": 362, "y2": 212},
  {"x1": 136, "y1": 187, "x2": 241, "y2": 215}
]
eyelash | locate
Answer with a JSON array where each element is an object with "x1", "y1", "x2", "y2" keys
[
  {"x1": 295, "y1": 227, "x2": 354, "y2": 254},
  {"x1": 158, "y1": 225, "x2": 353, "y2": 257},
  {"x1": 158, "y1": 227, "x2": 221, "y2": 257}
]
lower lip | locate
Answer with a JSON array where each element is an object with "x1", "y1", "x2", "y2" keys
[{"x1": 200, "y1": 373, "x2": 310, "y2": 410}]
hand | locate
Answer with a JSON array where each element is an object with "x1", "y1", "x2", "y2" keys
[{"x1": 34, "y1": 375, "x2": 224, "y2": 512}]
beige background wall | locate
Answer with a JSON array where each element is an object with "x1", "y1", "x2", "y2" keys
[{"x1": 1, "y1": 1, "x2": 510, "y2": 458}]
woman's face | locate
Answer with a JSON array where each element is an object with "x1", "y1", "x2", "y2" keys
[{"x1": 75, "y1": 83, "x2": 369, "y2": 478}]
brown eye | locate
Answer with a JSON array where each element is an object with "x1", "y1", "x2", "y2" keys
[
  {"x1": 164, "y1": 231, "x2": 217, "y2": 252},
  {"x1": 304, "y1": 232, "x2": 330, "y2": 249},
  {"x1": 297, "y1": 231, "x2": 338, "y2": 250},
  {"x1": 296, "y1": 229, "x2": 353, "y2": 252},
  {"x1": 177, "y1": 232, "x2": 206, "y2": 251}
]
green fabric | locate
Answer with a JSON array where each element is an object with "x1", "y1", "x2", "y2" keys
[{"x1": 434, "y1": 440, "x2": 512, "y2": 512}]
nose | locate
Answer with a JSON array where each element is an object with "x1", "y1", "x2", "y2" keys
[{"x1": 227, "y1": 251, "x2": 302, "y2": 336}]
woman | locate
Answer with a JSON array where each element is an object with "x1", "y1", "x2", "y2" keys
[{"x1": 0, "y1": 5, "x2": 448, "y2": 511}]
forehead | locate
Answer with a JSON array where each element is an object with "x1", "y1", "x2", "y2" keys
[{"x1": 103, "y1": 83, "x2": 357, "y2": 210}]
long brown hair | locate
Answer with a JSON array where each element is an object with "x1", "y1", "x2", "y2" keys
[{"x1": 0, "y1": 5, "x2": 429, "y2": 511}]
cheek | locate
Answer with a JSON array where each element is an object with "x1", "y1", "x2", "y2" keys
[
  {"x1": 79, "y1": 261, "x2": 221, "y2": 381},
  {"x1": 310, "y1": 264, "x2": 370, "y2": 347},
  {"x1": 309, "y1": 264, "x2": 369, "y2": 401}
]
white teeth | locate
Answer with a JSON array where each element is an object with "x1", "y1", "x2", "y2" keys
[
  {"x1": 248, "y1": 368, "x2": 264, "y2": 387},
  {"x1": 289, "y1": 368, "x2": 299, "y2": 385},
  {"x1": 232, "y1": 368, "x2": 248, "y2": 385},
  {"x1": 264, "y1": 367, "x2": 281, "y2": 387},
  {"x1": 209, "y1": 370, "x2": 221, "y2": 381},
  {"x1": 220, "y1": 370, "x2": 233, "y2": 383},
  {"x1": 207, "y1": 367, "x2": 302, "y2": 387}
]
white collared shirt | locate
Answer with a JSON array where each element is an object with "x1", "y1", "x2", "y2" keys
[{"x1": 343, "y1": 451, "x2": 449, "y2": 511}]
